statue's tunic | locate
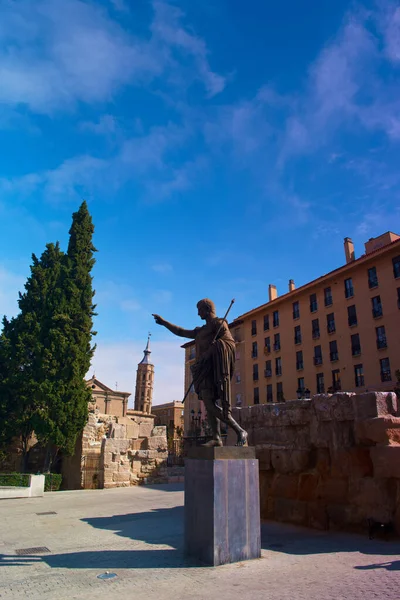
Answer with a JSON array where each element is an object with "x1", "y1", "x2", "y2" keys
[{"x1": 190, "y1": 318, "x2": 235, "y2": 408}]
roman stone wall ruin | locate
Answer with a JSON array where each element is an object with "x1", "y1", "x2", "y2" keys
[{"x1": 228, "y1": 392, "x2": 400, "y2": 533}]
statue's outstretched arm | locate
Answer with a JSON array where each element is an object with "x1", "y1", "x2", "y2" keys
[{"x1": 152, "y1": 314, "x2": 197, "y2": 339}]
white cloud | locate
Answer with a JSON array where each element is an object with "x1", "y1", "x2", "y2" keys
[
  {"x1": 80, "y1": 114, "x2": 118, "y2": 135},
  {"x1": 96, "y1": 280, "x2": 142, "y2": 314},
  {"x1": 152, "y1": 289, "x2": 172, "y2": 304},
  {"x1": 89, "y1": 339, "x2": 185, "y2": 406}
]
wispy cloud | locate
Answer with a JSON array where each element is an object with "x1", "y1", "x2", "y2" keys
[{"x1": 0, "y1": 266, "x2": 25, "y2": 320}]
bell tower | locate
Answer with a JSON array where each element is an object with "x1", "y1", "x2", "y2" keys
[{"x1": 134, "y1": 334, "x2": 154, "y2": 414}]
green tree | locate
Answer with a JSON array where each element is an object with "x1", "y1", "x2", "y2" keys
[{"x1": 0, "y1": 201, "x2": 97, "y2": 472}]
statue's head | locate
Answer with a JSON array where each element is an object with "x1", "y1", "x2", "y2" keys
[{"x1": 197, "y1": 298, "x2": 216, "y2": 320}]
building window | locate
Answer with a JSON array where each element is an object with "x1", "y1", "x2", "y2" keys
[
  {"x1": 273, "y1": 333, "x2": 281, "y2": 351},
  {"x1": 265, "y1": 360, "x2": 272, "y2": 378},
  {"x1": 312, "y1": 318, "x2": 320, "y2": 339},
  {"x1": 376, "y1": 326, "x2": 387, "y2": 349},
  {"x1": 327, "y1": 313, "x2": 336, "y2": 334},
  {"x1": 294, "y1": 325, "x2": 302, "y2": 345},
  {"x1": 253, "y1": 387, "x2": 260, "y2": 405},
  {"x1": 329, "y1": 340, "x2": 338, "y2": 362},
  {"x1": 351, "y1": 333, "x2": 361, "y2": 356},
  {"x1": 263, "y1": 315, "x2": 270, "y2": 331},
  {"x1": 293, "y1": 301, "x2": 300, "y2": 319},
  {"x1": 344, "y1": 278, "x2": 354, "y2": 298},
  {"x1": 252, "y1": 341, "x2": 258, "y2": 358},
  {"x1": 314, "y1": 345, "x2": 323, "y2": 365},
  {"x1": 235, "y1": 350, "x2": 241, "y2": 360},
  {"x1": 380, "y1": 357, "x2": 392, "y2": 382},
  {"x1": 235, "y1": 372, "x2": 241, "y2": 383},
  {"x1": 251, "y1": 320, "x2": 257, "y2": 335},
  {"x1": 236, "y1": 394, "x2": 242, "y2": 407},
  {"x1": 316, "y1": 372, "x2": 325, "y2": 394},
  {"x1": 393, "y1": 255, "x2": 400, "y2": 279},
  {"x1": 276, "y1": 382, "x2": 284, "y2": 402},
  {"x1": 253, "y1": 364, "x2": 259, "y2": 381},
  {"x1": 332, "y1": 369, "x2": 341, "y2": 391},
  {"x1": 264, "y1": 336, "x2": 271, "y2": 353},
  {"x1": 273, "y1": 310, "x2": 279, "y2": 327},
  {"x1": 275, "y1": 357, "x2": 282, "y2": 376},
  {"x1": 188, "y1": 346, "x2": 196, "y2": 360},
  {"x1": 297, "y1": 377, "x2": 305, "y2": 392},
  {"x1": 372, "y1": 295, "x2": 383, "y2": 318},
  {"x1": 354, "y1": 364, "x2": 364, "y2": 388},
  {"x1": 266, "y1": 384, "x2": 273, "y2": 403},
  {"x1": 368, "y1": 266, "x2": 378, "y2": 289},
  {"x1": 347, "y1": 305, "x2": 357, "y2": 327},
  {"x1": 310, "y1": 293, "x2": 318, "y2": 313},
  {"x1": 324, "y1": 286, "x2": 333, "y2": 307},
  {"x1": 296, "y1": 350, "x2": 303, "y2": 370}
]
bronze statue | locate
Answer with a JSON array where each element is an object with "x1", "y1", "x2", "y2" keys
[{"x1": 153, "y1": 298, "x2": 248, "y2": 447}]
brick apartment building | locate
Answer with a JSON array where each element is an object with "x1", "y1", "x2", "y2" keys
[{"x1": 182, "y1": 231, "x2": 400, "y2": 433}]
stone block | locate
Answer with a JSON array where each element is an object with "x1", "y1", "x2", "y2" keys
[
  {"x1": 152, "y1": 426, "x2": 166, "y2": 437},
  {"x1": 271, "y1": 449, "x2": 310, "y2": 474},
  {"x1": 298, "y1": 473, "x2": 319, "y2": 501},
  {"x1": 330, "y1": 448, "x2": 373, "y2": 478},
  {"x1": 307, "y1": 501, "x2": 328, "y2": 530},
  {"x1": 312, "y1": 393, "x2": 355, "y2": 422},
  {"x1": 146, "y1": 436, "x2": 168, "y2": 451},
  {"x1": 352, "y1": 392, "x2": 398, "y2": 420},
  {"x1": 348, "y1": 477, "x2": 396, "y2": 522},
  {"x1": 139, "y1": 422, "x2": 153, "y2": 438},
  {"x1": 310, "y1": 419, "x2": 354, "y2": 449},
  {"x1": 355, "y1": 416, "x2": 400, "y2": 446},
  {"x1": 184, "y1": 457, "x2": 261, "y2": 566},
  {"x1": 310, "y1": 448, "x2": 331, "y2": 477},
  {"x1": 113, "y1": 472, "x2": 130, "y2": 483},
  {"x1": 274, "y1": 498, "x2": 307, "y2": 526},
  {"x1": 370, "y1": 446, "x2": 400, "y2": 478},
  {"x1": 270, "y1": 474, "x2": 299, "y2": 500},
  {"x1": 130, "y1": 438, "x2": 146, "y2": 451},
  {"x1": 110, "y1": 423, "x2": 127, "y2": 439},
  {"x1": 256, "y1": 447, "x2": 271, "y2": 470},
  {"x1": 316, "y1": 478, "x2": 348, "y2": 504}
]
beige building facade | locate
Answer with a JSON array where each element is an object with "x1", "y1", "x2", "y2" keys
[
  {"x1": 152, "y1": 401, "x2": 184, "y2": 438},
  {"x1": 182, "y1": 231, "x2": 400, "y2": 427},
  {"x1": 86, "y1": 376, "x2": 130, "y2": 416}
]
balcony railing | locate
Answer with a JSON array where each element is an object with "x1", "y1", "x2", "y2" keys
[
  {"x1": 352, "y1": 347, "x2": 361, "y2": 356},
  {"x1": 310, "y1": 302, "x2": 318, "y2": 313},
  {"x1": 296, "y1": 362, "x2": 304, "y2": 370},
  {"x1": 377, "y1": 337, "x2": 387, "y2": 349},
  {"x1": 294, "y1": 337, "x2": 302, "y2": 345},
  {"x1": 325, "y1": 296, "x2": 333, "y2": 306},
  {"x1": 264, "y1": 346, "x2": 271, "y2": 354},
  {"x1": 312, "y1": 330, "x2": 320, "y2": 339},
  {"x1": 273, "y1": 343, "x2": 280, "y2": 351},
  {"x1": 264, "y1": 369, "x2": 272, "y2": 378},
  {"x1": 314, "y1": 357, "x2": 323, "y2": 366},
  {"x1": 348, "y1": 317, "x2": 357, "y2": 327},
  {"x1": 345, "y1": 287, "x2": 354, "y2": 298},
  {"x1": 251, "y1": 352, "x2": 258, "y2": 358},
  {"x1": 330, "y1": 352, "x2": 339, "y2": 361},
  {"x1": 327, "y1": 323, "x2": 336, "y2": 334},
  {"x1": 275, "y1": 368, "x2": 282, "y2": 376},
  {"x1": 368, "y1": 278, "x2": 378, "y2": 289},
  {"x1": 372, "y1": 307, "x2": 383, "y2": 318}
]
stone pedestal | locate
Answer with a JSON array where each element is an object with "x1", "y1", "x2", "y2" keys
[{"x1": 184, "y1": 446, "x2": 261, "y2": 566}]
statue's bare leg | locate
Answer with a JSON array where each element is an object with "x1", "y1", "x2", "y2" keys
[
  {"x1": 200, "y1": 390, "x2": 223, "y2": 447},
  {"x1": 203, "y1": 394, "x2": 248, "y2": 447}
]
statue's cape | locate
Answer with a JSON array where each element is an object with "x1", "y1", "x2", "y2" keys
[{"x1": 190, "y1": 336, "x2": 235, "y2": 406}]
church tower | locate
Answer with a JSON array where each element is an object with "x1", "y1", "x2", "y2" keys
[{"x1": 134, "y1": 334, "x2": 154, "y2": 414}]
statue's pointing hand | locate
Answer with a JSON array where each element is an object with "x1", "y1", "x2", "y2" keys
[{"x1": 152, "y1": 314, "x2": 165, "y2": 326}]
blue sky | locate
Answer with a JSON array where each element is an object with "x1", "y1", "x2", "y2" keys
[{"x1": 1, "y1": 0, "x2": 400, "y2": 404}]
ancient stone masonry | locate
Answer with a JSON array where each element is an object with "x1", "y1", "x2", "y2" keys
[
  {"x1": 228, "y1": 392, "x2": 400, "y2": 534},
  {"x1": 62, "y1": 409, "x2": 168, "y2": 489}
]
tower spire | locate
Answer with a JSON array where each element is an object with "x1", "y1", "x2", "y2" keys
[{"x1": 139, "y1": 332, "x2": 152, "y2": 365}]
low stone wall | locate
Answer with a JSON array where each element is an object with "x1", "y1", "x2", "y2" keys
[{"x1": 229, "y1": 392, "x2": 400, "y2": 533}]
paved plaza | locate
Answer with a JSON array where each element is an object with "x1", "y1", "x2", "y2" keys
[{"x1": 0, "y1": 483, "x2": 399, "y2": 599}]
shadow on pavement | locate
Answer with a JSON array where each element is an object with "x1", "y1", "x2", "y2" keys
[
  {"x1": 354, "y1": 560, "x2": 400, "y2": 571},
  {"x1": 83, "y1": 505, "x2": 184, "y2": 547},
  {"x1": 261, "y1": 521, "x2": 400, "y2": 557},
  {"x1": 143, "y1": 483, "x2": 184, "y2": 493},
  {"x1": 0, "y1": 548, "x2": 203, "y2": 570}
]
